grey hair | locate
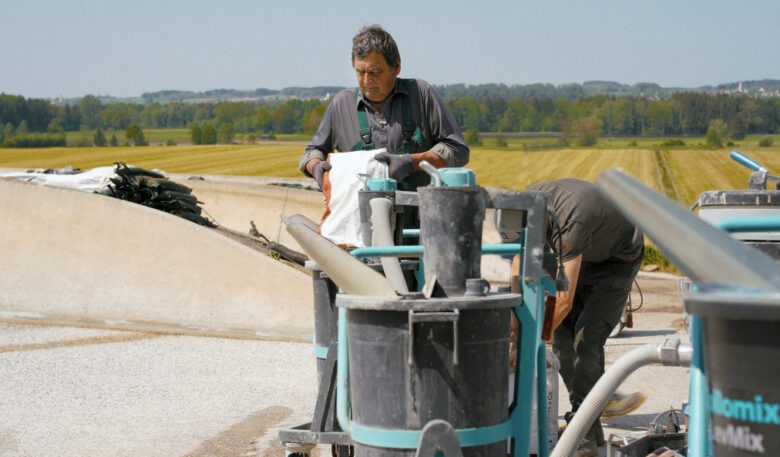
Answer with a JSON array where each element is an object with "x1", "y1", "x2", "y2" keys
[{"x1": 351, "y1": 24, "x2": 400, "y2": 68}]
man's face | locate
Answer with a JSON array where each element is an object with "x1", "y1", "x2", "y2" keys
[{"x1": 353, "y1": 50, "x2": 400, "y2": 105}]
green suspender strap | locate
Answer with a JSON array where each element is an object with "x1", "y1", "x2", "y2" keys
[
  {"x1": 352, "y1": 89, "x2": 375, "y2": 151},
  {"x1": 352, "y1": 81, "x2": 429, "y2": 196},
  {"x1": 397, "y1": 80, "x2": 428, "y2": 155},
  {"x1": 351, "y1": 80, "x2": 427, "y2": 153}
]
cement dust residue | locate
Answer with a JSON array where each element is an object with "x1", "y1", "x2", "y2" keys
[
  {"x1": 0, "y1": 430, "x2": 21, "y2": 457},
  {"x1": 0, "y1": 332, "x2": 163, "y2": 353},
  {"x1": 184, "y1": 406, "x2": 297, "y2": 457}
]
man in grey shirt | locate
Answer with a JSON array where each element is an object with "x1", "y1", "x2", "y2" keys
[
  {"x1": 299, "y1": 24, "x2": 469, "y2": 191},
  {"x1": 500, "y1": 178, "x2": 645, "y2": 457}
]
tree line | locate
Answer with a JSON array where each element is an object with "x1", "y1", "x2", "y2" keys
[{"x1": 2, "y1": 91, "x2": 779, "y2": 147}]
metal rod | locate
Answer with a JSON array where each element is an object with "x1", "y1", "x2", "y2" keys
[{"x1": 595, "y1": 168, "x2": 780, "y2": 292}]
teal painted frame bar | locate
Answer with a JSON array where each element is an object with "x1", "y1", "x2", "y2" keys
[
  {"x1": 337, "y1": 243, "x2": 539, "y2": 452},
  {"x1": 714, "y1": 215, "x2": 780, "y2": 233},
  {"x1": 338, "y1": 305, "x2": 511, "y2": 450},
  {"x1": 349, "y1": 243, "x2": 524, "y2": 259},
  {"x1": 349, "y1": 418, "x2": 512, "y2": 449}
]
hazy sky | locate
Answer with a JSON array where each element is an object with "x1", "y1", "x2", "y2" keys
[{"x1": 2, "y1": 0, "x2": 778, "y2": 99}]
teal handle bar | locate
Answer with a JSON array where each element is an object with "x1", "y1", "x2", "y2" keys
[
  {"x1": 402, "y1": 228, "x2": 420, "y2": 238},
  {"x1": 350, "y1": 243, "x2": 524, "y2": 259},
  {"x1": 714, "y1": 215, "x2": 780, "y2": 233},
  {"x1": 730, "y1": 150, "x2": 767, "y2": 173}
]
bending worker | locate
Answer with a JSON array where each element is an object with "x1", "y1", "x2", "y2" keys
[
  {"x1": 499, "y1": 178, "x2": 645, "y2": 457},
  {"x1": 299, "y1": 24, "x2": 469, "y2": 192}
]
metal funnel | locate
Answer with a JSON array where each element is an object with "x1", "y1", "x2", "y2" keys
[
  {"x1": 282, "y1": 215, "x2": 398, "y2": 297},
  {"x1": 595, "y1": 168, "x2": 780, "y2": 292}
]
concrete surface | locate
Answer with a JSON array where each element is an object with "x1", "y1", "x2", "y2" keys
[
  {"x1": 0, "y1": 177, "x2": 315, "y2": 341},
  {"x1": 0, "y1": 273, "x2": 688, "y2": 457},
  {"x1": 0, "y1": 172, "x2": 510, "y2": 340},
  {"x1": 0, "y1": 322, "x2": 317, "y2": 457},
  {"x1": 172, "y1": 174, "x2": 325, "y2": 255}
]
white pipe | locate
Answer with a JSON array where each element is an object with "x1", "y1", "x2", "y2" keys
[
  {"x1": 282, "y1": 215, "x2": 397, "y2": 297},
  {"x1": 551, "y1": 338, "x2": 692, "y2": 457},
  {"x1": 420, "y1": 160, "x2": 442, "y2": 186},
  {"x1": 370, "y1": 198, "x2": 409, "y2": 294}
]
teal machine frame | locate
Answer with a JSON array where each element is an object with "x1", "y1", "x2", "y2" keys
[
  {"x1": 341, "y1": 185, "x2": 554, "y2": 456},
  {"x1": 593, "y1": 156, "x2": 780, "y2": 457},
  {"x1": 687, "y1": 215, "x2": 780, "y2": 457},
  {"x1": 279, "y1": 174, "x2": 557, "y2": 456}
]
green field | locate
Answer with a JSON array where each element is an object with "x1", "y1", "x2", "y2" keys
[
  {"x1": 0, "y1": 143, "x2": 305, "y2": 178},
  {"x1": 3, "y1": 136, "x2": 778, "y2": 208}
]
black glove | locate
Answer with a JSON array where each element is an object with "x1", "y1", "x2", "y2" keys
[
  {"x1": 311, "y1": 160, "x2": 331, "y2": 189},
  {"x1": 374, "y1": 153, "x2": 413, "y2": 182}
]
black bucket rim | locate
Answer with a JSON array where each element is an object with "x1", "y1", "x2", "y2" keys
[
  {"x1": 336, "y1": 292, "x2": 519, "y2": 311},
  {"x1": 684, "y1": 291, "x2": 780, "y2": 321}
]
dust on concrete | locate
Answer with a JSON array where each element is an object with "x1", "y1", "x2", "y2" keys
[
  {"x1": 183, "y1": 406, "x2": 293, "y2": 457},
  {"x1": 0, "y1": 332, "x2": 164, "y2": 353},
  {"x1": 633, "y1": 271, "x2": 685, "y2": 314}
]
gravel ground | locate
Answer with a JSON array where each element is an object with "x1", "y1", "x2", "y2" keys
[
  {"x1": 0, "y1": 324, "x2": 318, "y2": 457},
  {"x1": 0, "y1": 272, "x2": 688, "y2": 457}
]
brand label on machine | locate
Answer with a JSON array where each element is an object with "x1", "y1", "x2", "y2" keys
[{"x1": 711, "y1": 389, "x2": 780, "y2": 454}]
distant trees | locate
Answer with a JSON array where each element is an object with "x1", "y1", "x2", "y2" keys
[
  {"x1": 571, "y1": 116, "x2": 603, "y2": 146},
  {"x1": 1, "y1": 133, "x2": 66, "y2": 148},
  {"x1": 190, "y1": 126, "x2": 202, "y2": 144},
  {"x1": 93, "y1": 128, "x2": 107, "y2": 147},
  {"x1": 272, "y1": 104, "x2": 297, "y2": 134},
  {"x1": 190, "y1": 122, "x2": 235, "y2": 144},
  {"x1": 0, "y1": 94, "x2": 56, "y2": 133},
  {"x1": 706, "y1": 119, "x2": 728, "y2": 148},
  {"x1": 190, "y1": 124, "x2": 218, "y2": 145},
  {"x1": 3, "y1": 88, "x2": 780, "y2": 149},
  {"x1": 705, "y1": 127, "x2": 723, "y2": 149},
  {"x1": 79, "y1": 95, "x2": 103, "y2": 129},
  {"x1": 217, "y1": 123, "x2": 235, "y2": 144},
  {"x1": 303, "y1": 104, "x2": 327, "y2": 135},
  {"x1": 125, "y1": 124, "x2": 148, "y2": 146},
  {"x1": 464, "y1": 128, "x2": 482, "y2": 146}
]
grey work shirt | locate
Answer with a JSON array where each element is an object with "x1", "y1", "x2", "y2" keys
[
  {"x1": 299, "y1": 78, "x2": 469, "y2": 176},
  {"x1": 530, "y1": 179, "x2": 644, "y2": 264}
]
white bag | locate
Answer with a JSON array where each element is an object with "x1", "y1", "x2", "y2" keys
[
  {"x1": 529, "y1": 348, "x2": 560, "y2": 454},
  {"x1": 318, "y1": 149, "x2": 388, "y2": 247},
  {"x1": 509, "y1": 348, "x2": 560, "y2": 454}
]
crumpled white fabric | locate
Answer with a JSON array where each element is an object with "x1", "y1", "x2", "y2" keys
[
  {"x1": 0, "y1": 166, "x2": 118, "y2": 192},
  {"x1": 319, "y1": 149, "x2": 389, "y2": 247}
]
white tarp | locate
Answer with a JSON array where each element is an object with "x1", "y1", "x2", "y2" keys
[{"x1": 0, "y1": 166, "x2": 118, "y2": 192}]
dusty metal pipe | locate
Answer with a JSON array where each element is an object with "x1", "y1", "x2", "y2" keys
[
  {"x1": 595, "y1": 168, "x2": 780, "y2": 292},
  {"x1": 282, "y1": 215, "x2": 397, "y2": 297}
]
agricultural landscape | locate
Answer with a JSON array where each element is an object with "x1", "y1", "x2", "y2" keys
[
  {"x1": 3, "y1": 86, "x2": 780, "y2": 271},
  {"x1": 1, "y1": 132, "x2": 778, "y2": 209}
]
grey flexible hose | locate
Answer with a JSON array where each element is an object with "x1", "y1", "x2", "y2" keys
[
  {"x1": 551, "y1": 339, "x2": 692, "y2": 457},
  {"x1": 370, "y1": 198, "x2": 409, "y2": 294}
]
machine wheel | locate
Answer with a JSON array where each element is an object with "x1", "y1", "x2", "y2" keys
[
  {"x1": 283, "y1": 442, "x2": 314, "y2": 457},
  {"x1": 331, "y1": 444, "x2": 354, "y2": 457}
]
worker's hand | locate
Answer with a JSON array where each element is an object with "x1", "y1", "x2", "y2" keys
[
  {"x1": 374, "y1": 152, "x2": 413, "y2": 182},
  {"x1": 311, "y1": 160, "x2": 331, "y2": 189}
]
